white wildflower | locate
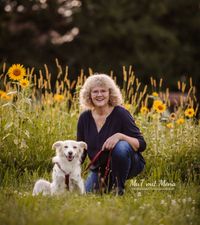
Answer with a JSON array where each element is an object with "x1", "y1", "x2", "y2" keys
[
  {"x1": 171, "y1": 199, "x2": 176, "y2": 206},
  {"x1": 129, "y1": 216, "x2": 135, "y2": 221},
  {"x1": 182, "y1": 198, "x2": 186, "y2": 204},
  {"x1": 160, "y1": 200, "x2": 165, "y2": 205}
]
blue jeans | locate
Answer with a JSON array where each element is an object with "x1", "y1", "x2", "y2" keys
[{"x1": 85, "y1": 141, "x2": 145, "y2": 194}]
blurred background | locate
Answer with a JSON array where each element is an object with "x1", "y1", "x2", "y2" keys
[{"x1": 0, "y1": 0, "x2": 200, "y2": 91}]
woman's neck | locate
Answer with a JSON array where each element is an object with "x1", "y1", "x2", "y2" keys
[{"x1": 93, "y1": 105, "x2": 113, "y2": 116}]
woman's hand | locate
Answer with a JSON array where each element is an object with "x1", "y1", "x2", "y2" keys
[{"x1": 102, "y1": 133, "x2": 122, "y2": 150}]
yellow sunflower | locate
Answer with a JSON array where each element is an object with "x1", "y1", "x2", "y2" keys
[
  {"x1": 176, "y1": 118, "x2": 185, "y2": 125},
  {"x1": 152, "y1": 92, "x2": 158, "y2": 97},
  {"x1": 0, "y1": 90, "x2": 6, "y2": 98},
  {"x1": 153, "y1": 100, "x2": 166, "y2": 113},
  {"x1": 8, "y1": 64, "x2": 26, "y2": 81},
  {"x1": 0, "y1": 92, "x2": 12, "y2": 101},
  {"x1": 169, "y1": 113, "x2": 177, "y2": 121},
  {"x1": 153, "y1": 100, "x2": 163, "y2": 110},
  {"x1": 155, "y1": 103, "x2": 166, "y2": 113},
  {"x1": 19, "y1": 79, "x2": 30, "y2": 88},
  {"x1": 184, "y1": 108, "x2": 195, "y2": 118},
  {"x1": 54, "y1": 94, "x2": 64, "y2": 102},
  {"x1": 140, "y1": 106, "x2": 148, "y2": 114},
  {"x1": 166, "y1": 123, "x2": 173, "y2": 129},
  {"x1": 124, "y1": 103, "x2": 131, "y2": 111}
]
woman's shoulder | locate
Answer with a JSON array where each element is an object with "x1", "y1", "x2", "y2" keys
[
  {"x1": 114, "y1": 105, "x2": 130, "y2": 115},
  {"x1": 113, "y1": 105, "x2": 134, "y2": 120},
  {"x1": 78, "y1": 110, "x2": 91, "y2": 120}
]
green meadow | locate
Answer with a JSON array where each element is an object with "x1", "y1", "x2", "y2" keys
[{"x1": 0, "y1": 63, "x2": 199, "y2": 225}]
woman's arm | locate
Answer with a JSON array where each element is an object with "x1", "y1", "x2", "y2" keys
[
  {"x1": 102, "y1": 133, "x2": 140, "y2": 151},
  {"x1": 102, "y1": 107, "x2": 146, "y2": 152}
]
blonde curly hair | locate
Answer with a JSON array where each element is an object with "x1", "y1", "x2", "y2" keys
[{"x1": 79, "y1": 74, "x2": 123, "y2": 110}]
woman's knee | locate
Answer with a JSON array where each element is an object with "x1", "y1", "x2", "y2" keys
[{"x1": 112, "y1": 141, "x2": 132, "y2": 158}]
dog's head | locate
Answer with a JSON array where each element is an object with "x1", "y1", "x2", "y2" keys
[{"x1": 52, "y1": 140, "x2": 87, "y2": 162}]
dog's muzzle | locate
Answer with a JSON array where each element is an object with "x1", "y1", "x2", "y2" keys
[{"x1": 65, "y1": 152, "x2": 74, "y2": 161}]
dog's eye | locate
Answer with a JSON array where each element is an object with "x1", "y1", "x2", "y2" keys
[
  {"x1": 64, "y1": 146, "x2": 68, "y2": 148},
  {"x1": 73, "y1": 146, "x2": 77, "y2": 149}
]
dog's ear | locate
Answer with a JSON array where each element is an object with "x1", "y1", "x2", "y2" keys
[
  {"x1": 78, "y1": 141, "x2": 87, "y2": 151},
  {"x1": 52, "y1": 141, "x2": 63, "y2": 151}
]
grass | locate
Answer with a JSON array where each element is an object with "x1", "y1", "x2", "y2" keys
[
  {"x1": 0, "y1": 62, "x2": 200, "y2": 225},
  {"x1": 0, "y1": 182, "x2": 199, "y2": 225}
]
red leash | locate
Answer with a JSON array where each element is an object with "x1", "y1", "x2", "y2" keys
[{"x1": 83, "y1": 149, "x2": 112, "y2": 180}]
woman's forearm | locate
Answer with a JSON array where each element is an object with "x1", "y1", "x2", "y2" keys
[{"x1": 119, "y1": 133, "x2": 140, "y2": 151}]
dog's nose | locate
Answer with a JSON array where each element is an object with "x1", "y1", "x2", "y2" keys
[{"x1": 68, "y1": 151, "x2": 73, "y2": 155}]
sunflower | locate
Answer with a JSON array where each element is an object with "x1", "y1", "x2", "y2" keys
[
  {"x1": 140, "y1": 106, "x2": 148, "y2": 114},
  {"x1": 166, "y1": 123, "x2": 173, "y2": 129},
  {"x1": 0, "y1": 90, "x2": 6, "y2": 98},
  {"x1": 20, "y1": 79, "x2": 29, "y2": 88},
  {"x1": 54, "y1": 94, "x2": 64, "y2": 102},
  {"x1": 169, "y1": 113, "x2": 177, "y2": 121},
  {"x1": 155, "y1": 103, "x2": 166, "y2": 113},
  {"x1": 153, "y1": 100, "x2": 163, "y2": 110},
  {"x1": 152, "y1": 92, "x2": 158, "y2": 97},
  {"x1": 0, "y1": 92, "x2": 12, "y2": 101},
  {"x1": 8, "y1": 64, "x2": 26, "y2": 81},
  {"x1": 124, "y1": 103, "x2": 131, "y2": 111},
  {"x1": 184, "y1": 108, "x2": 195, "y2": 118},
  {"x1": 176, "y1": 118, "x2": 185, "y2": 125},
  {"x1": 153, "y1": 100, "x2": 166, "y2": 113}
]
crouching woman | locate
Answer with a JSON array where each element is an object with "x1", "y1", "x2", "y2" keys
[{"x1": 77, "y1": 74, "x2": 146, "y2": 195}]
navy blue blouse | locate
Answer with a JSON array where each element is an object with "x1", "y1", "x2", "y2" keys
[{"x1": 77, "y1": 105, "x2": 146, "y2": 170}]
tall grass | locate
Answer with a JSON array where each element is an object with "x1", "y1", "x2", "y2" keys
[
  {"x1": 0, "y1": 61, "x2": 199, "y2": 184},
  {"x1": 0, "y1": 61, "x2": 200, "y2": 225}
]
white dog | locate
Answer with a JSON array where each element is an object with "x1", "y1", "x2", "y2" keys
[{"x1": 33, "y1": 140, "x2": 87, "y2": 196}]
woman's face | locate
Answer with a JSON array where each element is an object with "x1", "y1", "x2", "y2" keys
[{"x1": 90, "y1": 86, "x2": 110, "y2": 108}]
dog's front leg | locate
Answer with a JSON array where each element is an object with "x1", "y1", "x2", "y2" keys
[{"x1": 78, "y1": 178, "x2": 85, "y2": 194}]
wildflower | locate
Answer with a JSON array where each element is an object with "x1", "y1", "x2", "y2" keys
[
  {"x1": 166, "y1": 123, "x2": 173, "y2": 129},
  {"x1": 152, "y1": 92, "x2": 158, "y2": 97},
  {"x1": 169, "y1": 113, "x2": 176, "y2": 121},
  {"x1": 0, "y1": 90, "x2": 6, "y2": 98},
  {"x1": 19, "y1": 79, "x2": 29, "y2": 88},
  {"x1": 153, "y1": 100, "x2": 166, "y2": 113},
  {"x1": 129, "y1": 216, "x2": 135, "y2": 221},
  {"x1": 124, "y1": 103, "x2": 131, "y2": 111},
  {"x1": 176, "y1": 118, "x2": 185, "y2": 125},
  {"x1": 54, "y1": 94, "x2": 64, "y2": 102},
  {"x1": 153, "y1": 100, "x2": 163, "y2": 109},
  {"x1": 0, "y1": 92, "x2": 12, "y2": 101},
  {"x1": 182, "y1": 198, "x2": 186, "y2": 204},
  {"x1": 140, "y1": 106, "x2": 148, "y2": 114},
  {"x1": 184, "y1": 108, "x2": 195, "y2": 118},
  {"x1": 160, "y1": 200, "x2": 165, "y2": 205},
  {"x1": 8, "y1": 64, "x2": 26, "y2": 81},
  {"x1": 171, "y1": 199, "x2": 177, "y2": 206}
]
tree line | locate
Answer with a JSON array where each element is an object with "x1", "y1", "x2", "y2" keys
[{"x1": 0, "y1": 0, "x2": 200, "y2": 92}]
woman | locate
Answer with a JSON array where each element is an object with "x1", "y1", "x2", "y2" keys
[{"x1": 77, "y1": 74, "x2": 146, "y2": 195}]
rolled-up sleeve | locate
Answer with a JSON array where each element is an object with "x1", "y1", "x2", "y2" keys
[{"x1": 121, "y1": 109, "x2": 146, "y2": 152}]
